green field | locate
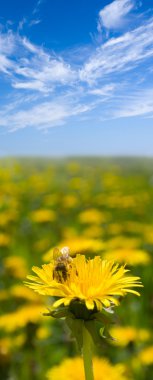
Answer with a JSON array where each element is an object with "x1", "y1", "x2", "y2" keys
[{"x1": 0, "y1": 158, "x2": 153, "y2": 380}]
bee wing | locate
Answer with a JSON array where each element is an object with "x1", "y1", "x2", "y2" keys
[
  {"x1": 60, "y1": 246, "x2": 70, "y2": 256},
  {"x1": 53, "y1": 247, "x2": 61, "y2": 260}
]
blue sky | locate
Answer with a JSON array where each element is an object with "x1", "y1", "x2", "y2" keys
[{"x1": 0, "y1": 0, "x2": 153, "y2": 156}]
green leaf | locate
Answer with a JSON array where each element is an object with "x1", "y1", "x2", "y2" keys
[
  {"x1": 85, "y1": 320, "x2": 104, "y2": 346},
  {"x1": 102, "y1": 328, "x2": 116, "y2": 341},
  {"x1": 66, "y1": 317, "x2": 83, "y2": 352}
]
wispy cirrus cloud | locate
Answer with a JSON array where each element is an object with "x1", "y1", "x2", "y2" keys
[
  {"x1": 0, "y1": 95, "x2": 95, "y2": 132},
  {"x1": 97, "y1": 0, "x2": 136, "y2": 32},
  {"x1": 32, "y1": 0, "x2": 45, "y2": 15},
  {"x1": 0, "y1": 33, "x2": 76, "y2": 92},
  {"x1": 29, "y1": 19, "x2": 41, "y2": 26},
  {"x1": 80, "y1": 17, "x2": 153, "y2": 84},
  {"x1": 111, "y1": 88, "x2": 153, "y2": 118},
  {"x1": 1, "y1": 1, "x2": 153, "y2": 132}
]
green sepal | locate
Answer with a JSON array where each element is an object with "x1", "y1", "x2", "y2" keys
[
  {"x1": 43, "y1": 306, "x2": 73, "y2": 319},
  {"x1": 99, "y1": 326, "x2": 105, "y2": 338},
  {"x1": 93, "y1": 309, "x2": 116, "y2": 325},
  {"x1": 101, "y1": 327, "x2": 116, "y2": 341},
  {"x1": 66, "y1": 317, "x2": 83, "y2": 352}
]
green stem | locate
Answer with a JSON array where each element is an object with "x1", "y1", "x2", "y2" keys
[{"x1": 82, "y1": 324, "x2": 94, "y2": 380}]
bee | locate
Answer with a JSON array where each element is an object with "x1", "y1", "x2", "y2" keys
[{"x1": 52, "y1": 247, "x2": 73, "y2": 283}]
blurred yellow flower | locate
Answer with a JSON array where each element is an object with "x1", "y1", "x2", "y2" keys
[
  {"x1": 110, "y1": 326, "x2": 151, "y2": 347},
  {"x1": 78, "y1": 208, "x2": 109, "y2": 224},
  {"x1": 0, "y1": 290, "x2": 8, "y2": 301},
  {"x1": 36, "y1": 325, "x2": 50, "y2": 340},
  {"x1": 10, "y1": 284, "x2": 42, "y2": 302},
  {"x1": 25, "y1": 254, "x2": 142, "y2": 311},
  {"x1": 33, "y1": 237, "x2": 51, "y2": 252},
  {"x1": 0, "y1": 304, "x2": 44, "y2": 332},
  {"x1": 106, "y1": 194, "x2": 136, "y2": 208},
  {"x1": 62, "y1": 194, "x2": 79, "y2": 208},
  {"x1": 105, "y1": 236, "x2": 141, "y2": 250},
  {"x1": 67, "y1": 161, "x2": 80, "y2": 174},
  {"x1": 61, "y1": 227, "x2": 80, "y2": 239},
  {"x1": 143, "y1": 225, "x2": 153, "y2": 244},
  {"x1": 28, "y1": 174, "x2": 49, "y2": 193},
  {"x1": 0, "y1": 335, "x2": 26, "y2": 355},
  {"x1": 0, "y1": 338, "x2": 13, "y2": 356},
  {"x1": 69, "y1": 177, "x2": 84, "y2": 190},
  {"x1": 107, "y1": 224, "x2": 123, "y2": 236},
  {"x1": 30, "y1": 209, "x2": 56, "y2": 223},
  {"x1": 123, "y1": 221, "x2": 144, "y2": 234},
  {"x1": 3, "y1": 256, "x2": 28, "y2": 278},
  {"x1": 82, "y1": 225, "x2": 103, "y2": 238},
  {"x1": 138, "y1": 345, "x2": 153, "y2": 365},
  {"x1": 46, "y1": 356, "x2": 128, "y2": 380},
  {"x1": 0, "y1": 210, "x2": 18, "y2": 227},
  {"x1": 44, "y1": 194, "x2": 58, "y2": 207},
  {"x1": 0, "y1": 233, "x2": 11, "y2": 247},
  {"x1": 43, "y1": 239, "x2": 105, "y2": 261},
  {"x1": 103, "y1": 248, "x2": 150, "y2": 266}
]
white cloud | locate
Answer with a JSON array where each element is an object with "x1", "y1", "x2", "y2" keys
[
  {"x1": 98, "y1": 0, "x2": 135, "y2": 31},
  {"x1": 32, "y1": 0, "x2": 44, "y2": 15},
  {"x1": 80, "y1": 18, "x2": 153, "y2": 83},
  {"x1": 29, "y1": 19, "x2": 41, "y2": 26},
  {"x1": 0, "y1": 31, "x2": 15, "y2": 54},
  {"x1": 22, "y1": 37, "x2": 41, "y2": 53},
  {"x1": 0, "y1": 97, "x2": 94, "y2": 131},
  {"x1": 12, "y1": 80, "x2": 50, "y2": 92},
  {"x1": 1, "y1": 7, "x2": 153, "y2": 132},
  {"x1": 18, "y1": 18, "x2": 27, "y2": 31},
  {"x1": 0, "y1": 32, "x2": 15, "y2": 73},
  {"x1": 0, "y1": 32, "x2": 76, "y2": 91},
  {"x1": 112, "y1": 88, "x2": 153, "y2": 118},
  {"x1": 89, "y1": 84, "x2": 115, "y2": 96},
  {"x1": 0, "y1": 54, "x2": 13, "y2": 73}
]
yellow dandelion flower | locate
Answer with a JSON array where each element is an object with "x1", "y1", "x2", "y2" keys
[
  {"x1": 10, "y1": 284, "x2": 42, "y2": 302},
  {"x1": 46, "y1": 356, "x2": 128, "y2": 380},
  {"x1": 105, "y1": 236, "x2": 141, "y2": 250},
  {"x1": 36, "y1": 325, "x2": 50, "y2": 340},
  {"x1": 43, "y1": 239, "x2": 105, "y2": 261},
  {"x1": 0, "y1": 210, "x2": 18, "y2": 227},
  {"x1": 0, "y1": 290, "x2": 8, "y2": 301},
  {"x1": 82, "y1": 225, "x2": 104, "y2": 239},
  {"x1": 0, "y1": 304, "x2": 44, "y2": 332},
  {"x1": 0, "y1": 338, "x2": 12, "y2": 356},
  {"x1": 0, "y1": 233, "x2": 11, "y2": 247},
  {"x1": 30, "y1": 209, "x2": 56, "y2": 223},
  {"x1": 62, "y1": 194, "x2": 79, "y2": 208},
  {"x1": 107, "y1": 224, "x2": 123, "y2": 236},
  {"x1": 103, "y1": 249, "x2": 150, "y2": 266},
  {"x1": 25, "y1": 254, "x2": 142, "y2": 312},
  {"x1": 0, "y1": 336, "x2": 25, "y2": 356},
  {"x1": 138, "y1": 345, "x2": 153, "y2": 365},
  {"x1": 110, "y1": 326, "x2": 151, "y2": 347},
  {"x1": 78, "y1": 209, "x2": 109, "y2": 225},
  {"x1": 143, "y1": 225, "x2": 153, "y2": 244},
  {"x1": 3, "y1": 256, "x2": 28, "y2": 278}
]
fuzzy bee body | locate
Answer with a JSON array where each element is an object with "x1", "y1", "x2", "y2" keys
[{"x1": 52, "y1": 247, "x2": 72, "y2": 283}]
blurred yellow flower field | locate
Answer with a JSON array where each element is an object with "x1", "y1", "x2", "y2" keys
[
  {"x1": 46, "y1": 357, "x2": 129, "y2": 380},
  {"x1": 0, "y1": 158, "x2": 153, "y2": 380}
]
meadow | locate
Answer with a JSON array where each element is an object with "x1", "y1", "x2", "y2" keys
[{"x1": 0, "y1": 157, "x2": 153, "y2": 380}]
